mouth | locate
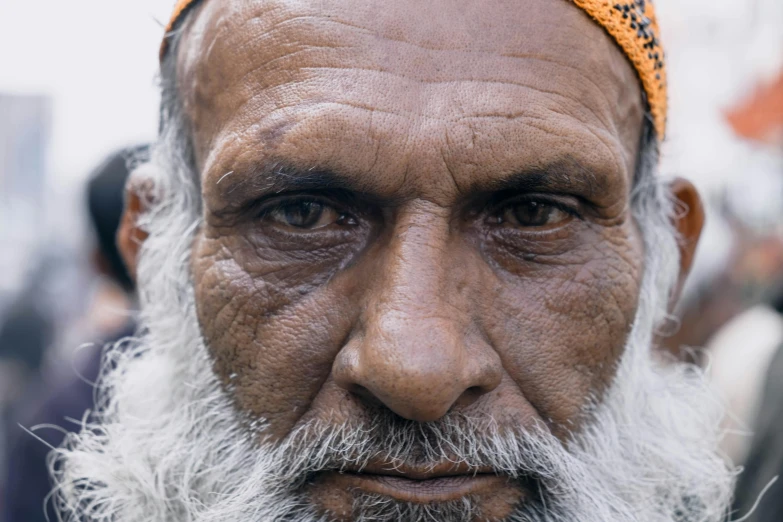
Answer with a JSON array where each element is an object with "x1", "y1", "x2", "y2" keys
[{"x1": 317, "y1": 461, "x2": 515, "y2": 503}]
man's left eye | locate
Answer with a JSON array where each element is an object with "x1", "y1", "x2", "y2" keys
[
  {"x1": 496, "y1": 200, "x2": 572, "y2": 228},
  {"x1": 265, "y1": 200, "x2": 353, "y2": 229}
]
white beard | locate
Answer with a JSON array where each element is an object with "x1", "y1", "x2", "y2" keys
[{"x1": 49, "y1": 140, "x2": 735, "y2": 522}]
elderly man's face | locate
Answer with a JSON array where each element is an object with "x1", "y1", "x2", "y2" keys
[{"x1": 178, "y1": 0, "x2": 646, "y2": 516}]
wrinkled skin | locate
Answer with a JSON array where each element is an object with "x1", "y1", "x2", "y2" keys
[{"x1": 124, "y1": 0, "x2": 700, "y2": 518}]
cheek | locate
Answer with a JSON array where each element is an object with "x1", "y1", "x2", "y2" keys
[
  {"x1": 191, "y1": 230, "x2": 357, "y2": 439},
  {"x1": 482, "y1": 223, "x2": 643, "y2": 432}
]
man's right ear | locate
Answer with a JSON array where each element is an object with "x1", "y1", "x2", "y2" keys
[{"x1": 117, "y1": 175, "x2": 155, "y2": 284}]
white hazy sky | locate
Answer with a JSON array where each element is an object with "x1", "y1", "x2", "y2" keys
[{"x1": 0, "y1": 0, "x2": 171, "y2": 186}]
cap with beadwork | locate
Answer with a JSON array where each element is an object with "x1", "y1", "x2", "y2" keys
[{"x1": 161, "y1": 0, "x2": 667, "y2": 138}]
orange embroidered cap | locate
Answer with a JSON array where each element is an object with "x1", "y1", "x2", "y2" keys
[{"x1": 162, "y1": 0, "x2": 668, "y2": 137}]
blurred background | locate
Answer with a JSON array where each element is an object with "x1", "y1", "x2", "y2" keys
[{"x1": 0, "y1": 0, "x2": 782, "y2": 520}]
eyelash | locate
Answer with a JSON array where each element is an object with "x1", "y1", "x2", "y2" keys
[
  {"x1": 255, "y1": 195, "x2": 342, "y2": 219},
  {"x1": 489, "y1": 195, "x2": 583, "y2": 220}
]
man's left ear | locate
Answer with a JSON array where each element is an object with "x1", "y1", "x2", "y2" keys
[{"x1": 668, "y1": 177, "x2": 705, "y2": 308}]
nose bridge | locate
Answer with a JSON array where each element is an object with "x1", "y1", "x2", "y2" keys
[
  {"x1": 377, "y1": 206, "x2": 454, "y2": 313},
  {"x1": 370, "y1": 201, "x2": 473, "y2": 348},
  {"x1": 333, "y1": 205, "x2": 502, "y2": 422}
]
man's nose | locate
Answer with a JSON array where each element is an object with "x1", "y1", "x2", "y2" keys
[{"x1": 332, "y1": 208, "x2": 502, "y2": 422}]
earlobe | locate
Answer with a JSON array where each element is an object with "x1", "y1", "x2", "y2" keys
[
  {"x1": 668, "y1": 177, "x2": 705, "y2": 307},
  {"x1": 117, "y1": 176, "x2": 155, "y2": 284}
]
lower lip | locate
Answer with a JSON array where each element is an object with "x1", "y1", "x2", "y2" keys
[{"x1": 320, "y1": 471, "x2": 512, "y2": 503}]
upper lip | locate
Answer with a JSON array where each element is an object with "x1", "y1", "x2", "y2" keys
[{"x1": 340, "y1": 460, "x2": 497, "y2": 480}]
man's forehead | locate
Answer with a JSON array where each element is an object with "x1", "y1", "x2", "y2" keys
[
  {"x1": 177, "y1": 0, "x2": 643, "y2": 194},
  {"x1": 188, "y1": 0, "x2": 616, "y2": 49},
  {"x1": 179, "y1": 0, "x2": 640, "y2": 103}
]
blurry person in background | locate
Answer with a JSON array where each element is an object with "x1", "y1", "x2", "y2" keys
[
  {"x1": 705, "y1": 224, "x2": 783, "y2": 469},
  {"x1": 1, "y1": 146, "x2": 144, "y2": 522},
  {"x1": 731, "y1": 289, "x2": 783, "y2": 522},
  {"x1": 724, "y1": 69, "x2": 783, "y2": 522},
  {"x1": 663, "y1": 201, "x2": 783, "y2": 467},
  {"x1": 0, "y1": 273, "x2": 56, "y2": 429},
  {"x1": 0, "y1": 268, "x2": 56, "y2": 494}
]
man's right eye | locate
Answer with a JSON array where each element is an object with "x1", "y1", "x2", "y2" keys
[{"x1": 262, "y1": 199, "x2": 356, "y2": 230}]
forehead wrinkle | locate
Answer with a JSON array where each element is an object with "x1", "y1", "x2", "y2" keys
[
  {"x1": 182, "y1": 0, "x2": 642, "y2": 200},
  {"x1": 196, "y1": 33, "x2": 629, "y2": 110},
  {"x1": 219, "y1": 76, "x2": 616, "y2": 144},
  {"x1": 179, "y1": 0, "x2": 637, "y2": 110},
  {"x1": 196, "y1": 62, "x2": 629, "y2": 173},
  {"x1": 189, "y1": 39, "x2": 626, "y2": 114},
  {"x1": 181, "y1": 0, "x2": 639, "y2": 84},
  {"x1": 202, "y1": 112, "x2": 625, "y2": 210},
  {"x1": 198, "y1": 90, "x2": 630, "y2": 209},
  {"x1": 195, "y1": 75, "x2": 629, "y2": 195}
]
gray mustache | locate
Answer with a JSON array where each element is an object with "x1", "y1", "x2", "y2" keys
[{"x1": 263, "y1": 410, "x2": 561, "y2": 484}]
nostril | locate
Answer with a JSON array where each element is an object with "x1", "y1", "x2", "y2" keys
[
  {"x1": 451, "y1": 384, "x2": 493, "y2": 410},
  {"x1": 465, "y1": 384, "x2": 486, "y2": 399},
  {"x1": 346, "y1": 383, "x2": 384, "y2": 408},
  {"x1": 350, "y1": 383, "x2": 369, "y2": 396}
]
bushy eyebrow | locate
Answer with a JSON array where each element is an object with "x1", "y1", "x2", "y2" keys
[
  {"x1": 470, "y1": 159, "x2": 604, "y2": 202},
  {"x1": 206, "y1": 162, "x2": 407, "y2": 214},
  {"x1": 207, "y1": 156, "x2": 612, "y2": 215}
]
